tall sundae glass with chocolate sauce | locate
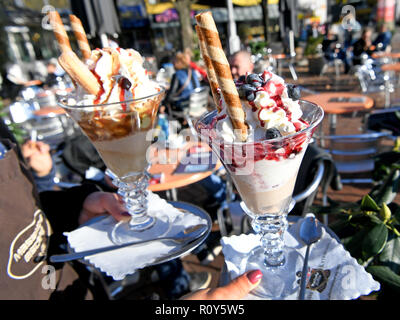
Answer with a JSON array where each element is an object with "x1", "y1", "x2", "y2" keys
[{"x1": 59, "y1": 47, "x2": 169, "y2": 244}]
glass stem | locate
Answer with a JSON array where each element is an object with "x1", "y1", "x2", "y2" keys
[
  {"x1": 252, "y1": 214, "x2": 288, "y2": 267},
  {"x1": 117, "y1": 171, "x2": 154, "y2": 230}
]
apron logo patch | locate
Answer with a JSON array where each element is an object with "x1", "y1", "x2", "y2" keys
[{"x1": 7, "y1": 209, "x2": 52, "y2": 280}]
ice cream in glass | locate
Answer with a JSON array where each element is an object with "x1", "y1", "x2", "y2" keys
[
  {"x1": 51, "y1": 12, "x2": 169, "y2": 244},
  {"x1": 195, "y1": 12, "x2": 324, "y2": 298}
]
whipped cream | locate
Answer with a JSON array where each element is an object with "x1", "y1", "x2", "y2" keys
[
  {"x1": 215, "y1": 71, "x2": 307, "y2": 143},
  {"x1": 84, "y1": 47, "x2": 159, "y2": 106}
]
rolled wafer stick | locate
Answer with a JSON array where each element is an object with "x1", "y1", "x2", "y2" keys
[
  {"x1": 195, "y1": 11, "x2": 247, "y2": 141},
  {"x1": 69, "y1": 14, "x2": 92, "y2": 61},
  {"x1": 58, "y1": 50, "x2": 100, "y2": 96},
  {"x1": 196, "y1": 25, "x2": 221, "y2": 111},
  {"x1": 48, "y1": 11, "x2": 71, "y2": 53}
]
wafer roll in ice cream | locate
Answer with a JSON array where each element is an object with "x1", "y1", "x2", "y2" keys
[
  {"x1": 196, "y1": 25, "x2": 221, "y2": 111},
  {"x1": 58, "y1": 50, "x2": 100, "y2": 95},
  {"x1": 48, "y1": 11, "x2": 71, "y2": 53},
  {"x1": 195, "y1": 11, "x2": 248, "y2": 142},
  {"x1": 69, "y1": 14, "x2": 92, "y2": 61}
]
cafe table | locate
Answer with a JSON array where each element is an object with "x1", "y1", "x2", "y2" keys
[
  {"x1": 381, "y1": 63, "x2": 400, "y2": 73},
  {"x1": 147, "y1": 140, "x2": 221, "y2": 201},
  {"x1": 303, "y1": 92, "x2": 374, "y2": 148},
  {"x1": 303, "y1": 92, "x2": 374, "y2": 136},
  {"x1": 372, "y1": 52, "x2": 400, "y2": 61},
  {"x1": 33, "y1": 106, "x2": 66, "y2": 117}
]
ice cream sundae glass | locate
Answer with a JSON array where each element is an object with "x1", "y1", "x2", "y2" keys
[
  {"x1": 50, "y1": 11, "x2": 169, "y2": 244},
  {"x1": 60, "y1": 85, "x2": 168, "y2": 245},
  {"x1": 195, "y1": 12, "x2": 324, "y2": 298}
]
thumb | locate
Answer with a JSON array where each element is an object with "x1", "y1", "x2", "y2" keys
[{"x1": 213, "y1": 269, "x2": 263, "y2": 300}]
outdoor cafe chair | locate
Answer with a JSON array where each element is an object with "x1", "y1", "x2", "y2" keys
[
  {"x1": 322, "y1": 131, "x2": 392, "y2": 184},
  {"x1": 167, "y1": 86, "x2": 210, "y2": 135},
  {"x1": 366, "y1": 105, "x2": 400, "y2": 137},
  {"x1": 353, "y1": 56, "x2": 398, "y2": 108}
]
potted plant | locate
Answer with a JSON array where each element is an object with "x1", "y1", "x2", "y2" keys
[
  {"x1": 248, "y1": 40, "x2": 269, "y2": 56},
  {"x1": 311, "y1": 161, "x2": 400, "y2": 299},
  {"x1": 0, "y1": 98, "x2": 27, "y2": 144},
  {"x1": 304, "y1": 36, "x2": 325, "y2": 75}
]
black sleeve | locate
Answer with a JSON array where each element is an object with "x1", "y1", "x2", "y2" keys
[
  {"x1": 352, "y1": 40, "x2": 364, "y2": 56},
  {"x1": 39, "y1": 183, "x2": 100, "y2": 234},
  {"x1": 165, "y1": 73, "x2": 180, "y2": 103}
]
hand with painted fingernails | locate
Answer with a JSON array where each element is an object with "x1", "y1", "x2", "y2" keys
[{"x1": 181, "y1": 269, "x2": 263, "y2": 300}]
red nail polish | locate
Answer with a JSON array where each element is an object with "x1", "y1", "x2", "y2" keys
[{"x1": 247, "y1": 270, "x2": 263, "y2": 284}]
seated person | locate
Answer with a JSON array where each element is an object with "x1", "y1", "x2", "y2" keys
[
  {"x1": 228, "y1": 50, "x2": 254, "y2": 80},
  {"x1": 21, "y1": 140, "x2": 56, "y2": 192},
  {"x1": 322, "y1": 27, "x2": 351, "y2": 73},
  {"x1": 42, "y1": 62, "x2": 59, "y2": 89},
  {"x1": 322, "y1": 28, "x2": 339, "y2": 59},
  {"x1": 352, "y1": 27, "x2": 375, "y2": 66},
  {"x1": 184, "y1": 48, "x2": 208, "y2": 82},
  {"x1": 372, "y1": 24, "x2": 392, "y2": 52},
  {"x1": 165, "y1": 51, "x2": 200, "y2": 113}
]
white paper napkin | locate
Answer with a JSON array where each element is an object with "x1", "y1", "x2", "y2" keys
[
  {"x1": 65, "y1": 192, "x2": 207, "y2": 280},
  {"x1": 221, "y1": 213, "x2": 381, "y2": 300}
]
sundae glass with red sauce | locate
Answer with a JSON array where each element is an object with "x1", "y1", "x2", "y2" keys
[{"x1": 196, "y1": 70, "x2": 324, "y2": 298}]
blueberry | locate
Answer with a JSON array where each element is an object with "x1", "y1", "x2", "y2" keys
[
  {"x1": 246, "y1": 73, "x2": 263, "y2": 85},
  {"x1": 238, "y1": 84, "x2": 256, "y2": 99},
  {"x1": 265, "y1": 128, "x2": 282, "y2": 140},
  {"x1": 242, "y1": 83, "x2": 256, "y2": 91},
  {"x1": 286, "y1": 84, "x2": 301, "y2": 100},
  {"x1": 238, "y1": 86, "x2": 247, "y2": 99},
  {"x1": 238, "y1": 75, "x2": 246, "y2": 83},
  {"x1": 246, "y1": 92, "x2": 255, "y2": 101}
]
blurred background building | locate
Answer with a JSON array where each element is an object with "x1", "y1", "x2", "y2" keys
[{"x1": 0, "y1": 0, "x2": 399, "y2": 80}]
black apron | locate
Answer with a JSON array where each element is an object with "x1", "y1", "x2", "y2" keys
[{"x1": 0, "y1": 139, "x2": 90, "y2": 300}]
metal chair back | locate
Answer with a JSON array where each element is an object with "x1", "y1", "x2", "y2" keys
[
  {"x1": 323, "y1": 131, "x2": 391, "y2": 183},
  {"x1": 188, "y1": 86, "x2": 209, "y2": 117}
]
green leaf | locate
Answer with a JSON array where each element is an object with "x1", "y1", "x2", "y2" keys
[
  {"x1": 371, "y1": 169, "x2": 400, "y2": 206},
  {"x1": 369, "y1": 214, "x2": 385, "y2": 225},
  {"x1": 366, "y1": 266, "x2": 400, "y2": 293},
  {"x1": 362, "y1": 223, "x2": 388, "y2": 260},
  {"x1": 360, "y1": 195, "x2": 380, "y2": 212},
  {"x1": 328, "y1": 217, "x2": 352, "y2": 233},
  {"x1": 343, "y1": 227, "x2": 372, "y2": 260},
  {"x1": 379, "y1": 236, "x2": 400, "y2": 274},
  {"x1": 393, "y1": 205, "x2": 400, "y2": 225}
]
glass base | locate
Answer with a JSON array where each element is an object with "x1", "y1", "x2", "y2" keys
[
  {"x1": 244, "y1": 246, "x2": 304, "y2": 299},
  {"x1": 109, "y1": 212, "x2": 170, "y2": 245}
]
